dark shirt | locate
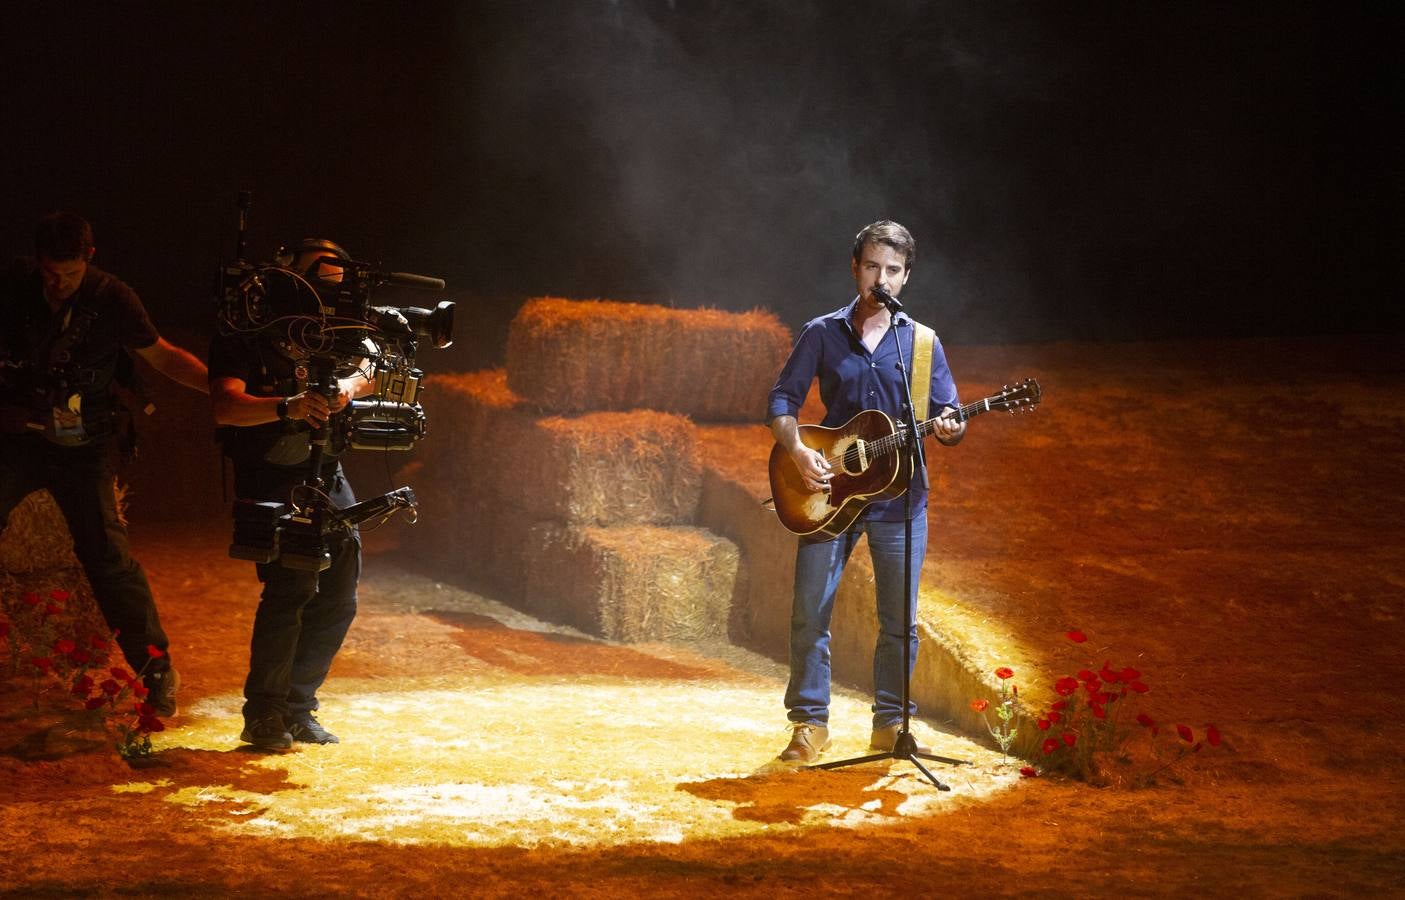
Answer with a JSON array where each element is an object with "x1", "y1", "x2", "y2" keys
[
  {"x1": 208, "y1": 332, "x2": 343, "y2": 471},
  {"x1": 0, "y1": 258, "x2": 158, "y2": 442},
  {"x1": 767, "y1": 297, "x2": 959, "y2": 520}
]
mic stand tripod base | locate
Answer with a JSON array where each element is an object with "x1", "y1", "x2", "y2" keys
[{"x1": 806, "y1": 726, "x2": 970, "y2": 791}]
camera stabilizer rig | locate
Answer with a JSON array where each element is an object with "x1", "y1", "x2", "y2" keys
[{"x1": 217, "y1": 192, "x2": 455, "y2": 571}]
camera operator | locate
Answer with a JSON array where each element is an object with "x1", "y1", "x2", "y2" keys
[
  {"x1": 209, "y1": 238, "x2": 374, "y2": 752},
  {"x1": 0, "y1": 212, "x2": 207, "y2": 716}
]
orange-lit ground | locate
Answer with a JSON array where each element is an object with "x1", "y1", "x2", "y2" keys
[{"x1": 1, "y1": 336, "x2": 1402, "y2": 897}]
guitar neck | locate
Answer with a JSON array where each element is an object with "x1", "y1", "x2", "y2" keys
[
  {"x1": 859, "y1": 399, "x2": 987, "y2": 460},
  {"x1": 912, "y1": 397, "x2": 992, "y2": 439}
]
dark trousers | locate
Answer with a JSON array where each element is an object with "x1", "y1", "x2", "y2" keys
[
  {"x1": 0, "y1": 433, "x2": 170, "y2": 674},
  {"x1": 236, "y1": 461, "x2": 360, "y2": 722}
]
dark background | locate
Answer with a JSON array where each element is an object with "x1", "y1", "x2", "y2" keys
[{"x1": 2, "y1": 0, "x2": 1400, "y2": 370}]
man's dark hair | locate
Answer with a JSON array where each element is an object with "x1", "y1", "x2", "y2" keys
[
  {"x1": 852, "y1": 220, "x2": 916, "y2": 270},
  {"x1": 35, "y1": 211, "x2": 95, "y2": 261}
]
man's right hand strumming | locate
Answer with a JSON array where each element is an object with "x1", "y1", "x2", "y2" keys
[{"x1": 771, "y1": 414, "x2": 833, "y2": 493}]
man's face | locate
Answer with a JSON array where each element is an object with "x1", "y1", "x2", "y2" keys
[
  {"x1": 851, "y1": 241, "x2": 911, "y2": 312},
  {"x1": 38, "y1": 254, "x2": 90, "y2": 304}
]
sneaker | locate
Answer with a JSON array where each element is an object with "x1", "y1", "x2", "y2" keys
[
  {"x1": 240, "y1": 715, "x2": 293, "y2": 752},
  {"x1": 870, "y1": 723, "x2": 931, "y2": 755},
  {"x1": 779, "y1": 722, "x2": 831, "y2": 763},
  {"x1": 287, "y1": 713, "x2": 339, "y2": 745},
  {"x1": 143, "y1": 668, "x2": 180, "y2": 718}
]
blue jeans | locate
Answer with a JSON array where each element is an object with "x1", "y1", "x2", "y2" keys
[
  {"x1": 238, "y1": 463, "x2": 360, "y2": 722},
  {"x1": 785, "y1": 511, "x2": 927, "y2": 730}
]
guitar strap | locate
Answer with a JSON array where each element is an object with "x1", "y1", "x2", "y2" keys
[{"x1": 909, "y1": 321, "x2": 935, "y2": 422}]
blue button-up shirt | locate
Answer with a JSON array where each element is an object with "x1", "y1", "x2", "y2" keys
[{"x1": 767, "y1": 298, "x2": 959, "y2": 521}]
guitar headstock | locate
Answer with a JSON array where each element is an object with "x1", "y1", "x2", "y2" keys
[{"x1": 989, "y1": 378, "x2": 1042, "y2": 414}]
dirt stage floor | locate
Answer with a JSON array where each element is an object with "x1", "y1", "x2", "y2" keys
[{"x1": 1, "y1": 335, "x2": 1403, "y2": 898}]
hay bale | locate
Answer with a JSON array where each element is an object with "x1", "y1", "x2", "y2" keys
[
  {"x1": 412, "y1": 369, "x2": 702, "y2": 526},
  {"x1": 521, "y1": 523, "x2": 739, "y2": 642},
  {"x1": 0, "y1": 491, "x2": 80, "y2": 574},
  {"x1": 530, "y1": 411, "x2": 701, "y2": 524},
  {"x1": 505, "y1": 298, "x2": 792, "y2": 421}
]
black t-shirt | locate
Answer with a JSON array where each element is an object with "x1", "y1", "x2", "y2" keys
[
  {"x1": 0, "y1": 258, "x2": 159, "y2": 442},
  {"x1": 207, "y1": 332, "x2": 346, "y2": 469}
]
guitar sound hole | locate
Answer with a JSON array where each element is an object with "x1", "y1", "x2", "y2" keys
[{"x1": 842, "y1": 443, "x2": 865, "y2": 474}]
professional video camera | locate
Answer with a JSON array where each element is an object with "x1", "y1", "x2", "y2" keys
[{"x1": 215, "y1": 193, "x2": 456, "y2": 571}]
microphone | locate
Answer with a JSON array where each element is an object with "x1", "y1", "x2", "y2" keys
[
  {"x1": 871, "y1": 284, "x2": 903, "y2": 312},
  {"x1": 384, "y1": 271, "x2": 447, "y2": 291}
]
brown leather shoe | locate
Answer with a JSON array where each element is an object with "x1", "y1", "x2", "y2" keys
[
  {"x1": 780, "y1": 722, "x2": 831, "y2": 763},
  {"x1": 870, "y1": 723, "x2": 931, "y2": 754}
]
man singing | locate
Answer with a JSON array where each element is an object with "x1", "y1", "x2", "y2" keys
[{"x1": 766, "y1": 220, "x2": 964, "y2": 763}]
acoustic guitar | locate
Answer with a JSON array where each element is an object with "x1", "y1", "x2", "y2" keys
[{"x1": 767, "y1": 378, "x2": 1042, "y2": 537}]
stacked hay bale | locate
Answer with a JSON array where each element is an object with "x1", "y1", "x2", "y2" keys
[
  {"x1": 506, "y1": 298, "x2": 788, "y2": 421},
  {"x1": 1, "y1": 488, "x2": 117, "y2": 671},
  {"x1": 406, "y1": 298, "x2": 792, "y2": 643},
  {"x1": 0, "y1": 492, "x2": 83, "y2": 574}
]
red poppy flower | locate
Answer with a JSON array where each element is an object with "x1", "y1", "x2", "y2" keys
[
  {"x1": 110, "y1": 667, "x2": 134, "y2": 683},
  {"x1": 138, "y1": 715, "x2": 166, "y2": 734},
  {"x1": 1047, "y1": 710, "x2": 1062, "y2": 724},
  {"x1": 1176, "y1": 724, "x2": 1194, "y2": 743},
  {"x1": 29, "y1": 656, "x2": 54, "y2": 671},
  {"x1": 42, "y1": 604, "x2": 61, "y2": 617},
  {"x1": 1077, "y1": 669, "x2": 1096, "y2": 682},
  {"x1": 49, "y1": 589, "x2": 71, "y2": 603},
  {"x1": 1129, "y1": 681, "x2": 1150, "y2": 694},
  {"x1": 133, "y1": 685, "x2": 149, "y2": 699},
  {"x1": 995, "y1": 667, "x2": 1014, "y2": 680},
  {"x1": 1083, "y1": 679, "x2": 1102, "y2": 695},
  {"x1": 89, "y1": 634, "x2": 109, "y2": 650},
  {"x1": 1206, "y1": 724, "x2": 1222, "y2": 747},
  {"x1": 1054, "y1": 676, "x2": 1079, "y2": 696},
  {"x1": 1037, "y1": 718, "x2": 1051, "y2": 731},
  {"x1": 970, "y1": 698, "x2": 990, "y2": 712},
  {"x1": 1091, "y1": 704, "x2": 1107, "y2": 720},
  {"x1": 135, "y1": 702, "x2": 155, "y2": 717},
  {"x1": 1119, "y1": 667, "x2": 1141, "y2": 682},
  {"x1": 1065, "y1": 630, "x2": 1087, "y2": 644},
  {"x1": 1099, "y1": 662, "x2": 1121, "y2": 683},
  {"x1": 1061, "y1": 732, "x2": 1077, "y2": 747},
  {"x1": 1051, "y1": 700, "x2": 1068, "y2": 711},
  {"x1": 71, "y1": 675, "x2": 95, "y2": 696},
  {"x1": 22, "y1": 592, "x2": 42, "y2": 606},
  {"x1": 68, "y1": 648, "x2": 90, "y2": 665},
  {"x1": 146, "y1": 645, "x2": 166, "y2": 659},
  {"x1": 1136, "y1": 713, "x2": 1156, "y2": 728},
  {"x1": 53, "y1": 638, "x2": 76, "y2": 655},
  {"x1": 100, "y1": 679, "x2": 122, "y2": 696},
  {"x1": 1041, "y1": 737, "x2": 1059, "y2": 755},
  {"x1": 1019, "y1": 766, "x2": 1039, "y2": 778},
  {"x1": 84, "y1": 697, "x2": 107, "y2": 711}
]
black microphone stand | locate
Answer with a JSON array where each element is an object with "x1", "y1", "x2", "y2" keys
[{"x1": 808, "y1": 293, "x2": 969, "y2": 790}]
